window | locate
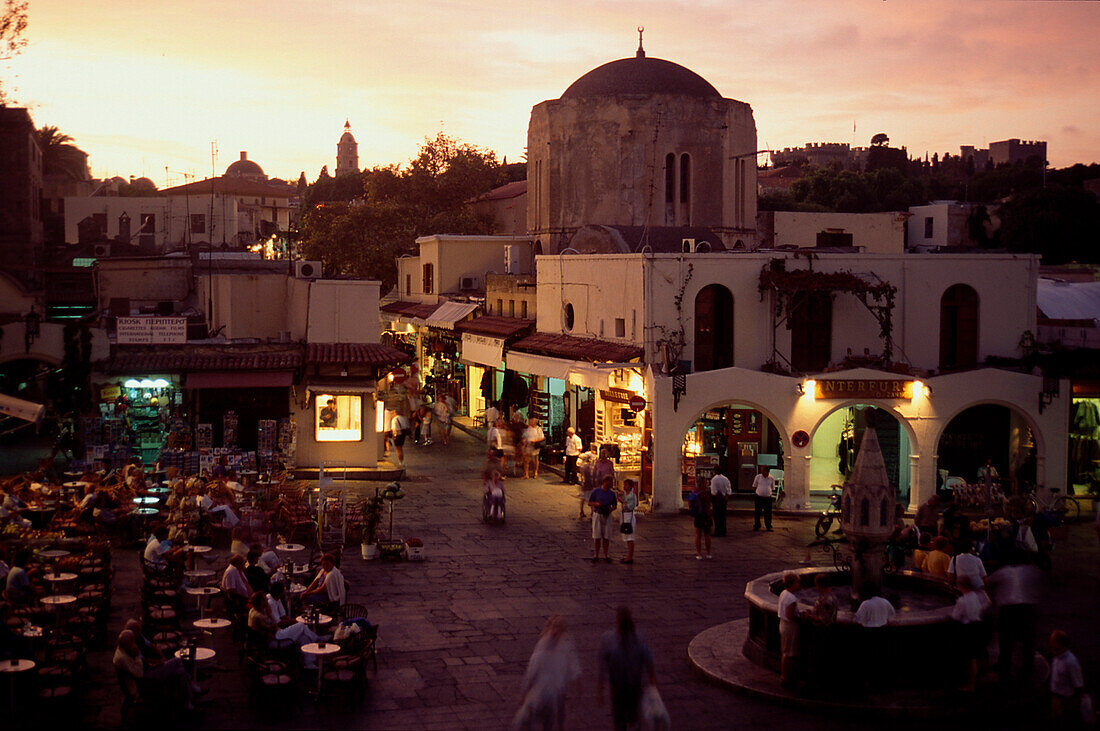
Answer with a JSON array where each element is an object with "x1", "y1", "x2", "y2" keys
[
  {"x1": 139, "y1": 213, "x2": 156, "y2": 246},
  {"x1": 118, "y1": 213, "x2": 131, "y2": 242},
  {"x1": 422, "y1": 263, "x2": 434, "y2": 295},
  {"x1": 924, "y1": 216, "x2": 934, "y2": 239},
  {"x1": 694, "y1": 284, "x2": 734, "y2": 371},
  {"x1": 790, "y1": 291, "x2": 832, "y2": 373},
  {"x1": 315, "y1": 394, "x2": 362, "y2": 442},
  {"x1": 564, "y1": 303, "x2": 575, "y2": 331},
  {"x1": 509, "y1": 300, "x2": 515, "y2": 317},
  {"x1": 679, "y1": 154, "x2": 691, "y2": 204},
  {"x1": 405, "y1": 274, "x2": 411, "y2": 295},
  {"x1": 521, "y1": 301, "x2": 528, "y2": 319},
  {"x1": 615, "y1": 318, "x2": 626, "y2": 338},
  {"x1": 190, "y1": 214, "x2": 206, "y2": 234},
  {"x1": 496, "y1": 299, "x2": 503, "y2": 315},
  {"x1": 939, "y1": 284, "x2": 979, "y2": 370}
]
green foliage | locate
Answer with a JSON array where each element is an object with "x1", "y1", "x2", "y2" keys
[
  {"x1": 35, "y1": 125, "x2": 91, "y2": 180},
  {"x1": 788, "y1": 166, "x2": 933, "y2": 212},
  {"x1": 995, "y1": 186, "x2": 1100, "y2": 264},
  {"x1": 0, "y1": 0, "x2": 27, "y2": 104},
  {"x1": 296, "y1": 132, "x2": 512, "y2": 291}
]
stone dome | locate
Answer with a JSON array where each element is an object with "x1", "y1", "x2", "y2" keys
[
  {"x1": 225, "y1": 151, "x2": 265, "y2": 178},
  {"x1": 561, "y1": 55, "x2": 721, "y2": 100},
  {"x1": 340, "y1": 131, "x2": 356, "y2": 144}
]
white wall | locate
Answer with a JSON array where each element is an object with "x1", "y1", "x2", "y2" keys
[
  {"x1": 771, "y1": 211, "x2": 907, "y2": 254},
  {"x1": 64, "y1": 196, "x2": 238, "y2": 250},
  {"x1": 307, "y1": 280, "x2": 381, "y2": 343}
]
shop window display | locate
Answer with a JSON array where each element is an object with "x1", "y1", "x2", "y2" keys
[
  {"x1": 1070, "y1": 397, "x2": 1100, "y2": 493},
  {"x1": 315, "y1": 394, "x2": 362, "y2": 442}
]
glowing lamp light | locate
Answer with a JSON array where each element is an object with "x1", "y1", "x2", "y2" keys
[
  {"x1": 123, "y1": 379, "x2": 141, "y2": 389},
  {"x1": 801, "y1": 380, "x2": 816, "y2": 400},
  {"x1": 912, "y1": 381, "x2": 930, "y2": 400},
  {"x1": 153, "y1": 378, "x2": 170, "y2": 389},
  {"x1": 139, "y1": 379, "x2": 156, "y2": 389}
]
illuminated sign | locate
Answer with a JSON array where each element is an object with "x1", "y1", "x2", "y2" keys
[
  {"x1": 814, "y1": 379, "x2": 914, "y2": 400},
  {"x1": 116, "y1": 316, "x2": 187, "y2": 344}
]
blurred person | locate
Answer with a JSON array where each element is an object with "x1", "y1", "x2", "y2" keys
[
  {"x1": 986, "y1": 556, "x2": 1043, "y2": 688},
  {"x1": 1050, "y1": 630, "x2": 1086, "y2": 726},
  {"x1": 777, "y1": 572, "x2": 802, "y2": 688},
  {"x1": 521, "y1": 417, "x2": 545, "y2": 479},
  {"x1": 563, "y1": 427, "x2": 583, "y2": 485},
  {"x1": 951, "y1": 576, "x2": 992, "y2": 692},
  {"x1": 709, "y1": 469, "x2": 732, "y2": 537},
  {"x1": 598, "y1": 608, "x2": 656, "y2": 731},
  {"x1": 925, "y1": 536, "x2": 954, "y2": 579},
  {"x1": 687, "y1": 478, "x2": 713, "y2": 560},
  {"x1": 515, "y1": 616, "x2": 581, "y2": 731}
]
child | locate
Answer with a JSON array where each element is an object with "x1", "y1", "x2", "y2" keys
[
  {"x1": 913, "y1": 532, "x2": 933, "y2": 572},
  {"x1": 951, "y1": 576, "x2": 991, "y2": 692},
  {"x1": 1050, "y1": 630, "x2": 1085, "y2": 724}
]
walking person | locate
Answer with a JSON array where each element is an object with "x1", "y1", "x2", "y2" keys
[
  {"x1": 1049, "y1": 630, "x2": 1087, "y2": 727},
  {"x1": 576, "y1": 447, "x2": 597, "y2": 518},
  {"x1": 619, "y1": 479, "x2": 638, "y2": 564},
  {"x1": 589, "y1": 477, "x2": 617, "y2": 563},
  {"x1": 688, "y1": 478, "x2": 713, "y2": 560},
  {"x1": 513, "y1": 616, "x2": 581, "y2": 731},
  {"x1": 710, "y1": 470, "x2": 731, "y2": 537},
  {"x1": 563, "y1": 427, "x2": 582, "y2": 485},
  {"x1": 433, "y1": 389, "x2": 454, "y2": 446},
  {"x1": 488, "y1": 417, "x2": 506, "y2": 472},
  {"x1": 598, "y1": 607, "x2": 656, "y2": 731},
  {"x1": 390, "y1": 412, "x2": 410, "y2": 466},
  {"x1": 986, "y1": 556, "x2": 1042, "y2": 689},
  {"x1": 752, "y1": 465, "x2": 775, "y2": 531},
  {"x1": 521, "y1": 417, "x2": 545, "y2": 479}
]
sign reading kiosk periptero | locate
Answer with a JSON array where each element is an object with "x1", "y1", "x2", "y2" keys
[
  {"x1": 814, "y1": 379, "x2": 914, "y2": 400},
  {"x1": 116, "y1": 316, "x2": 187, "y2": 345}
]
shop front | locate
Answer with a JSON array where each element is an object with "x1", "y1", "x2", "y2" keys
[
  {"x1": 456, "y1": 316, "x2": 534, "y2": 424},
  {"x1": 88, "y1": 375, "x2": 181, "y2": 468},
  {"x1": 681, "y1": 405, "x2": 784, "y2": 496},
  {"x1": 1069, "y1": 381, "x2": 1100, "y2": 497}
]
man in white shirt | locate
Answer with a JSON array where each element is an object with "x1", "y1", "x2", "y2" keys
[
  {"x1": 947, "y1": 542, "x2": 987, "y2": 590},
  {"x1": 854, "y1": 590, "x2": 895, "y2": 628},
  {"x1": 390, "y1": 413, "x2": 410, "y2": 466},
  {"x1": 305, "y1": 553, "x2": 346, "y2": 606},
  {"x1": 563, "y1": 428, "x2": 583, "y2": 485},
  {"x1": 952, "y1": 576, "x2": 992, "y2": 692},
  {"x1": 1050, "y1": 630, "x2": 1086, "y2": 723},
  {"x1": 220, "y1": 554, "x2": 252, "y2": 601},
  {"x1": 710, "y1": 471, "x2": 732, "y2": 537},
  {"x1": 752, "y1": 466, "x2": 775, "y2": 531},
  {"x1": 143, "y1": 525, "x2": 184, "y2": 570}
]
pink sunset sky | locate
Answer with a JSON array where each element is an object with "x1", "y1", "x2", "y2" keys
[{"x1": 6, "y1": 0, "x2": 1098, "y2": 185}]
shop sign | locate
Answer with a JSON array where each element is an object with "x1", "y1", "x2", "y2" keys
[
  {"x1": 814, "y1": 379, "x2": 914, "y2": 400},
  {"x1": 628, "y1": 395, "x2": 646, "y2": 412},
  {"x1": 116, "y1": 316, "x2": 187, "y2": 345},
  {"x1": 460, "y1": 333, "x2": 504, "y2": 368},
  {"x1": 600, "y1": 387, "x2": 636, "y2": 404},
  {"x1": 390, "y1": 368, "x2": 408, "y2": 385}
]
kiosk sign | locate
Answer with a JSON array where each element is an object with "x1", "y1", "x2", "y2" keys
[{"x1": 116, "y1": 316, "x2": 187, "y2": 345}]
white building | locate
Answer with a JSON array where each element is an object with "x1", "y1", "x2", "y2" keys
[
  {"x1": 908, "y1": 201, "x2": 982, "y2": 250},
  {"x1": 63, "y1": 195, "x2": 239, "y2": 251},
  {"x1": 758, "y1": 211, "x2": 908, "y2": 254}
]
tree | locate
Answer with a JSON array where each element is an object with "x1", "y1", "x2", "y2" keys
[
  {"x1": 870, "y1": 133, "x2": 889, "y2": 147},
  {"x1": 0, "y1": 0, "x2": 28, "y2": 104},
  {"x1": 296, "y1": 132, "x2": 505, "y2": 291},
  {"x1": 35, "y1": 125, "x2": 91, "y2": 180},
  {"x1": 996, "y1": 186, "x2": 1100, "y2": 264}
]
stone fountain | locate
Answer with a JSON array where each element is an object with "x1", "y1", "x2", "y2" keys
[{"x1": 840, "y1": 426, "x2": 895, "y2": 605}]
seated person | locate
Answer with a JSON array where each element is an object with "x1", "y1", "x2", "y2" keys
[
  {"x1": 303, "y1": 553, "x2": 346, "y2": 606},
  {"x1": 221, "y1": 554, "x2": 252, "y2": 602},
  {"x1": 924, "y1": 536, "x2": 954, "y2": 579},
  {"x1": 912, "y1": 532, "x2": 933, "y2": 572},
  {"x1": 3, "y1": 550, "x2": 34, "y2": 604},
  {"x1": 256, "y1": 544, "x2": 283, "y2": 577},
  {"x1": 144, "y1": 525, "x2": 185, "y2": 571},
  {"x1": 266, "y1": 583, "x2": 291, "y2": 626},
  {"x1": 244, "y1": 549, "x2": 270, "y2": 594},
  {"x1": 247, "y1": 591, "x2": 320, "y2": 662},
  {"x1": 0, "y1": 491, "x2": 31, "y2": 529},
  {"x1": 854, "y1": 588, "x2": 896, "y2": 628},
  {"x1": 113, "y1": 629, "x2": 196, "y2": 711},
  {"x1": 124, "y1": 618, "x2": 166, "y2": 662}
]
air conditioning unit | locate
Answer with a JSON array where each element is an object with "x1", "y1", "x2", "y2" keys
[
  {"x1": 681, "y1": 238, "x2": 695, "y2": 253},
  {"x1": 93, "y1": 243, "x2": 111, "y2": 258},
  {"x1": 294, "y1": 260, "x2": 322, "y2": 279},
  {"x1": 460, "y1": 275, "x2": 479, "y2": 290}
]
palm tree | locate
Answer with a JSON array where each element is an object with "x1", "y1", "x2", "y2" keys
[{"x1": 36, "y1": 125, "x2": 90, "y2": 180}]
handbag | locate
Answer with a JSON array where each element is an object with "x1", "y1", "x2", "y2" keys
[{"x1": 620, "y1": 521, "x2": 633, "y2": 534}]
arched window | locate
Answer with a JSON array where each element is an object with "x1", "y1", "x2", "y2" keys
[
  {"x1": 664, "y1": 153, "x2": 676, "y2": 225},
  {"x1": 860, "y1": 498, "x2": 870, "y2": 526},
  {"x1": 694, "y1": 284, "x2": 734, "y2": 371},
  {"x1": 939, "y1": 284, "x2": 979, "y2": 370},
  {"x1": 679, "y1": 154, "x2": 692, "y2": 225},
  {"x1": 880, "y1": 498, "x2": 889, "y2": 527}
]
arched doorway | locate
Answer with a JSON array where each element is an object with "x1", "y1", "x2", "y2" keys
[
  {"x1": 680, "y1": 402, "x2": 784, "y2": 500},
  {"x1": 694, "y1": 284, "x2": 734, "y2": 371},
  {"x1": 809, "y1": 404, "x2": 912, "y2": 501},
  {"x1": 937, "y1": 404, "x2": 1038, "y2": 496}
]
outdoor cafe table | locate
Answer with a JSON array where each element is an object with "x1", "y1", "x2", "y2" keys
[
  {"x1": 193, "y1": 617, "x2": 232, "y2": 649},
  {"x1": 147, "y1": 486, "x2": 170, "y2": 495},
  {"x1": 296, "y1": 613, "x2": 332, "y2": 633},
  {"x1": 36, "y1": 549, "x2": 70, "y2": 560},
  {"x1": 1, "y1": 659, "x2": 35, "y2": 712},
  {"x1": 41, "y1": 594, "x2": 77, "y2": 631},
  {"x1": 276, "y1": 543, "x2": 305, "y2": 554},
  {"x1": 132, "y1": 496, "x2": 159, "y2": 505},
  {"x1": 300, "y1": 642, "x2": 341, "y2": 694},
  {"x1": 44, "y1": 572, "x2": 78, "y2": 594},
  {"x1": 185, "y1": 586, "x2": 220, "y2": 618},
  {"x1": 175, "y1": 646, "x2": 216, "y2": 683},
  {"x1": 184, "y1": 569, "x2": 216, "y2": 586}
]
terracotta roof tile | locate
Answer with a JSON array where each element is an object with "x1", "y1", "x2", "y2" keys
[
  {"x1": 509, "y1": 333, "x2": 644, "y2": 363},
  {"x1": 455, "y1": 316, "x2": 534, "y2": 339},
  {"x1": 103, "y1": 346, "x2": 301, "y2": 373},
  {"x1": 380, "y1": 301, "x2": 439, "y2": 320},
  {"x1": 306, "y1": 343, "x2": 410, "y2": 367}
]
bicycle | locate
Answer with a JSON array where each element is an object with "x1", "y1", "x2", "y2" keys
[{"x1": 1025, "y1": 486, "x2": 1080, "y2": 522}]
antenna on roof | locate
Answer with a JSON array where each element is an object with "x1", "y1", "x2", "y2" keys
[{"x1": 636, "y1": 26, "x2": 645, "y2": 58}]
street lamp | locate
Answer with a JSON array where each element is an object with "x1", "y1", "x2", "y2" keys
[{"x1": 24, "y1": 308, "x2": 41, "y2": 353}]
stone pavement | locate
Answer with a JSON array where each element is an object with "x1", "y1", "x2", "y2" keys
[{"x1": 16, "y1": 427, "x2": 1100, "y2": 729}]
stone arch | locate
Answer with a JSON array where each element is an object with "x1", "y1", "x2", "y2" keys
[
  {"x1": 932, "y1": 399, "x2": 1046, "y2": 486},
  {"x1": 806, "y1": 400, "x2": 920, "y2": 456},
  {"x1": 675, "y1": 398, "x2": 793, "y2": 458}
]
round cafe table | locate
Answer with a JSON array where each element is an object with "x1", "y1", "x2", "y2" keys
[
  {"x1": 41, "y1": 594, "x2": 77, "y2": 632},
  {"x1": 1, "y1": 658, "x2": 35, "y2": 712},
  {"x1": 276, "y1": 543, "x2": 305, "y2": 554},
  {"x1": 37, "y1": 549, "x2": 70, "y2": 560},
  {"x1": 44, "y1": 572, "x2": 78, "y2": 594},
  {"x1": 175, "y1": 646, "x2": 216, "y2": 682},
  {"x1": 186, "y1": 545, "x2": 213, "y2": 554},
  {"x1": 300, "y1": 642, "x2": 341, "y2": 694},
  {"x1": 133, "y1": 496, "x2": 159, "y2": 505},
  {"x1": 184, "y1": 569, "x2": 216, "y2": 586},
  {"x1": 147, "y1": 486, "x2": 170, "y2": 495},
  {"x1": 296, "y1": 613, "x2": 332, "y2": 633},
  {"x1": 185, "y1": 586, "x2": 220, "y2": 618},
  {"x1": 193, "y1": 617, "x2": 232, "y2": 647}
]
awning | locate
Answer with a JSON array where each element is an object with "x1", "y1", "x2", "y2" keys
[
  {"x1": 505, "y1": 351, "x2": 609, "y2": 389},
  {"x1": 306, "y1": 382, "x2": 377, "y2": 396},
  {"x1": 186, "y1": 372, "x2": 293, "y2": 389},
  {"x1": 0, "y1": 393, "x2": 44, "y2": 424},
  {"x1": 460, "y1": 333, "x2": 504, "y2": 369},
  {"x1": 426, "y1": 301, "x2": 479, "y2": 329}
]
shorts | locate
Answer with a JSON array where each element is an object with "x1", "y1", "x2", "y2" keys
[
  {"x1": 779, "y1": 620, "x2": 800, "y2": 658},
  {"x1": 393, "y1": 432, "x2": 407, "y2": 446},
  {"x1": 592, "y1": 513, "x2": 612, "y2": 540},
  {"x1": 693, "y1": 514, "x2": 712, "y2": 532}
]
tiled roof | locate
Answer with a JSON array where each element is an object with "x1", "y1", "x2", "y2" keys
[
  {"x1": 306, "y1": 343, "x2": 410, "y2": 366},
  {"x1": 103, "y1": 346, "x2": 301, "y2": 373},
  {"x1": 456, "y1": 316, "x2": 534, "y2": 339},
  {"x1": 469, "y1": 180, "x2": 527, "y2": 203},
  {"x1": 509, "y1": 332, "x2": 644, "y2": 363},
  {"x1": 161, "y1": 177, "x2": 294, "y2": 198},
  {"x1": 379, "y1": 301, "x2": 439, "y2": 319}
]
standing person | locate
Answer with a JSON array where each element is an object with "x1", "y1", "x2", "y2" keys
[
  {"x1": 688, "y1": 478, "x2": 713, "y2": 560},
  {"x1": 418, "y1": 402, "x2": 433, "y2": 446},
  {"x1": 986, "y1": 557, "x2": 1043, "y2": 688},
  {"x1": 515, "y1": 616, "x2": 581, "y2": 731},
  {"x1": 589, "y1": 477, "x2": 617, "y2": 563},
  {"x1": 777, "y1": 573, "x2": 801, "y2": 689},
  {"x1": 914, "y1": 494, "x2": 942, "y2": 538},
  {"x1": 577, "y1": 447, "x2": 597, "y2": 519},
  {"x1": 521, "y1": 418, "x2": 545, "y2": 479},
  {"x1": 488, "y1": 417, "x2": 506, "y2": 472},
  {"x1": 709, "y1": 470, "x2": 732, "y2": 537},
  {"x1": 433, "y1": 390, "x2": 453, "y2": 446},
  {"x1": 619, "y1": 479, "x2": 638, "y2": 564},
  {"x1": 951, "y1": 576, "x2": 992, "y2": 692},
  {"x1": 390, "y1": 412, "x2": 410, "y2": 466},
  {"x1": 752, "y1": 465, "x2": 775, "y2": 531},
  {"x1": 563, "y1": 427, "x2": 583, "y2": 485},
  {"x1": 1049, "y1": 630, "x2": 1086, "y2": 726},
  {"x1": 593, "y1": 447, "x2": 617, "y2": 493},
  {"x1": 598, "y1": 607, "x2": 656, "y2": 731}
]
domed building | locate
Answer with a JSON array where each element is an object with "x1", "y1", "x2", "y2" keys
[
  {"x1": 527, "y1": 38, "x2": 758, "y2": 253},
  {"x1": 225, "y1": 151, "x2": 267, "y2": 181},
  {"x1": 336, "y1": 120, "x2": 359, "y2": 177}
]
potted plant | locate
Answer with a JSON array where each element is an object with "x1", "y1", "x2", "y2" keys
[
  {"x1": 405, "y1": 536, "x2": 424, "y2": 561},
  {"x1": 359, "y1": 489, "x2": 385, "y2": 560}
]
